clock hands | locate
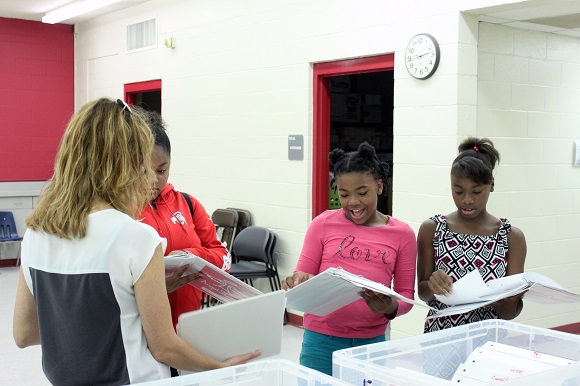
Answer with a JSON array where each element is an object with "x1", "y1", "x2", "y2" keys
[{"x1": 409, "y1": 51, "x2": 430, "y2": 61}]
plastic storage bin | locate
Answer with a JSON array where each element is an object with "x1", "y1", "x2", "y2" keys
[
  {"x1": 332, "y1": 320, "x2": 580, "y2": 386},
  {"x1": 134, "y1": 359, "x2": 351, "y2": 385}
]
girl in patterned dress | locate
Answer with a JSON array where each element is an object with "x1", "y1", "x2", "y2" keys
[{"x1": 417, "y1": 137, "x2": 527, "y2": 333}]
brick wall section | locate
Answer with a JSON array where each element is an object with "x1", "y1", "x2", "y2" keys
[{"x1": 0, "y1": 18, "x2": 73, "y2": 181}]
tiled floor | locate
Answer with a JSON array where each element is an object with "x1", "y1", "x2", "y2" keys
[{"x1": 0, "y1": 266, "x2": 304, "y2": 385}]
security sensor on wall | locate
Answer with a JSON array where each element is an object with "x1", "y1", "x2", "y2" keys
[
  {"x1": 164, "y1": 37, "x2": 176, "y2": 48},
  {"x1": 575, "y1": 140, "x2": 580, "y2": 167}
]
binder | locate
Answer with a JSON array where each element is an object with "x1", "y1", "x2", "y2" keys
[
  {"x1": 285, "y1": 267, "x2": 432, "y2": 316},
  {"x1": 164, "y1": 253, "x2": 262, "y2": 303},
  {"x1": 177, "y1": 290, "x2": 286, "y2": 368}
]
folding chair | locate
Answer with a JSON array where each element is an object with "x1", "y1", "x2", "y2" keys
[
  {"x1": 0, "y1": 211, "x2": 24, "y2": 265},
  {"x1": 229, "y1": 226, "x2": 281, "y2": 292},
  {"x1": 210, "y1": 209, "x2": 238, "y2": 250},
  {"x1": 203, "y1": 209, "x2": 239, "y2": 308},
  {"x1": 225, "y1": 208, "x2": 252, "y2": 239}
]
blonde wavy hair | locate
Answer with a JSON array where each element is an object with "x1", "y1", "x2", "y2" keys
[{"x1": 26, "y1": 98, "x2": 155, "y2": 239}]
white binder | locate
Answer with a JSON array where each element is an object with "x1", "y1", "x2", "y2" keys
[{"x1": 177, "y1": 290, "x2": 286, "y2": 367}]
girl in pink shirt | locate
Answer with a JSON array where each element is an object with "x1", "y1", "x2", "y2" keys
[{"x1": 282, "y1": 142, "x2": 417, "y2": 375}]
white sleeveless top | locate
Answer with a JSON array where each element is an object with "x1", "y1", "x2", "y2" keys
[{"x1": 21, "y1": 209, "x2": 170, "y2": 385}]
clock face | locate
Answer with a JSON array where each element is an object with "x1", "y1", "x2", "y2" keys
[{"x1": 405, "y1": 33, "x2": 440, "y2": 79}]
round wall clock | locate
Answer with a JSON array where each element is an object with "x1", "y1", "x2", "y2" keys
[{"x1": 405, "y1": 33, "x2": 440, "y2": 80}]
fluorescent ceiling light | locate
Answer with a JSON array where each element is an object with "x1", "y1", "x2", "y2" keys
[{"x1": 42, "y1": 0, "x2": 123, "y2": 24}]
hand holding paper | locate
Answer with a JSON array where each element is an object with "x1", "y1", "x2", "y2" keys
[
  {"x1": 165, "y1": 263, "x2": 202, "y2": 293},
  {"x1": 429, "y1": 270, "x2": 580, "y2": 319},
  {"x1": 428, "y1": 269, "x2": 454, "y2": 297},
  {"x1": 433, "y1": 269, "x2": 525, "y2": 306},
  {"x1": 359, "y1": 288, "x2": 399, "y2": 315},
  {"x1": 281, "y1": 271, "x2": 313, "y2": 290},
  {"x1": 164, "y1": 253, "x2": 262, "y2": 303}
]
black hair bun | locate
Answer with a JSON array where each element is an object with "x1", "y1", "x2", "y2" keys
[
  {"x1": 328, "y1": 148, "x2": 346, "y2": 167},
  {"x1": 357, "y1": 142, "x2": 377, "y2": 159},
  {"x1": 457, "y1": 137, "x2": 481, "y2": 153}
]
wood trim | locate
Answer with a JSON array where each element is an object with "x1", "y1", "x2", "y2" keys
[
  {"x1": 312, "y1": 54, "x2": 394, "y2": 218},
  {"x1": 551, "y1": 323, "x2": 580, "y2": 335},
  {"x1": 0, "y1": 259, "x2": 17, "y2": 267},
  {"x1": 124, "y1": 79, "x2": 162, "y2": 107},
  {"x1": 286, "y1": 309, "x2": 580, "y2": 335},
  {"x1": 312, "y1": 74, "x2": 330, "y2": 219},
  {"x1": 314, "y1": 54, "x2": 395, "y2": 75},
  {"x1": 285, "y1": 311, "x2": 304, "y2": 329},
  {"x1": 124, "y1": 79, "x2": 162, "y2": 93}
]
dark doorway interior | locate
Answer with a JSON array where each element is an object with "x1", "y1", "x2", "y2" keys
[
  {"x1": 133, "y1": 90, "x2": 161, "y2": 113},
  {"x1": 328, "y1": 70, "x2": 394, "y2": 215},
  {"x1": 125, "y1": 80, "x2": 162, "y2": 114}
]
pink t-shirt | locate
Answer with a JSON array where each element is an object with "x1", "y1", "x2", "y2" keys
[{"x1": 296, "y1": 209, "x2": 417, "y2": 338}]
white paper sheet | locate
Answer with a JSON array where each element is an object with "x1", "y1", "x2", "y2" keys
[
  {"x1": 434, "y1": 270, "x2": 529, "y2": 306},
  {"x1": 429, "y1": 270, "x2": 580, "y2": 319},
  {"x1": 481, "y1": 341, "x2": 575, "y2": 366}
]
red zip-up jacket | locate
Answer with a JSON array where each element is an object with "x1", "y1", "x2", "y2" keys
[{"x1": 139, "y1": 183, "x2": 231, "y2": 329}]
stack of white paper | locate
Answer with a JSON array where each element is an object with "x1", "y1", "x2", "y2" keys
[{"x1": 450, "y1": 341, "x2": 576, "y2": 384}]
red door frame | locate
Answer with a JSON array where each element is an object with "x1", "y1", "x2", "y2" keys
[
  {"x1": 124, "y1": 79, "x2": 162, "y2": 108},
  {"x1": 312, "y1": 54, "x2": 395, "y2": 218}
]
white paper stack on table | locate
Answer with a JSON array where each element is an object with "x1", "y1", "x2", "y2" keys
[
  {"x1": 428, "y1": 269, "x2": 580, "y2": 319},
  {"x1": 284, "y1": 267, "x2": 433, "y2": 316},
  {"x1": 450, "y1": 341, "x2": 576, "y2": 385}
]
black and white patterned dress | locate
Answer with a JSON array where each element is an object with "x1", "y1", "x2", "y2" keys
[{"x1": 424, "y1": 214, "x2": 511, "y2": 333}]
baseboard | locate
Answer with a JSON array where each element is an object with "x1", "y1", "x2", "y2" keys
[
  {"x1": 0, "y1": 259, "x2": 17, "y2": 268},
  {"x1": 286, "y1": 311, "x2": 304, "y2": 329},
  {"x1": 552, "y1": 322, "x2": 580, "y2": 335},
  {"x1": 286, "y1": 310, "x2": 579, "y2": 336}
]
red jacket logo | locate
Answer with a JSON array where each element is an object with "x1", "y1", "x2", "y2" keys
[{"x1": 171, "y1": 211, "x2": 188, "y2": 226}]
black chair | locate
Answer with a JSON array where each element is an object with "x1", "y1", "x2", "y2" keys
[
  {"x1": 229, "y1": 226, "x2": 281, "y2": 292},
  {"x1": 0, "y1": 211, "x2": 23, "y2": 265}
]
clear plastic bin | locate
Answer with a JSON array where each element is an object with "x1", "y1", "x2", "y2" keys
[
  {"x1": 332, "y1": 320, "x2": 580, "y2": 385},
  {"x1": 134, "y1": 358, "x2": 351, "y2": 385}
]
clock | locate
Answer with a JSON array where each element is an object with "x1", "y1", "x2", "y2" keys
[{"x1": 405, "y1": 33, "x2": 440, "y2": 80}]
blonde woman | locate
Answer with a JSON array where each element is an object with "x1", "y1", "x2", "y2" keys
[{"x1": 13, "y1": 98, "x2": 260, "y2": 385}]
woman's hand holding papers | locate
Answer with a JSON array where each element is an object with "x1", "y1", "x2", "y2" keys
[
  {"x1": 165, "y1": 260, "x2": 202, "y2": 294},
  {"x1": 282, "y1": 271, "x2": 313, "y2": 290},
  {"x1": 428, "y1": 269, "x2": 454, "y2": 297},
  {"x1": 223, "y1": 349, "x2": 262, "y2": 367}
]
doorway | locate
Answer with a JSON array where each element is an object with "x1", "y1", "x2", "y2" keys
[
  {"x1": 124, "y1": 79, "x2": 162, "y2": 113},
  {"x1": 313, "y1": 54, "x2": 394, "y2": 218}
]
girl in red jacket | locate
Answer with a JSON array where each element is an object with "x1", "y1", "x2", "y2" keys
[{"x1": 140, "y1": 111, "x2": 231, "y2": 330}]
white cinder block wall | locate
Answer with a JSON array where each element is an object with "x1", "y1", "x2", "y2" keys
[
  {"x1": 476, "y1": 23, "x2": 580, "y2": 329},
  {"x1": 73, "y1": 0, "x2": 580, "y2": 339}
]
